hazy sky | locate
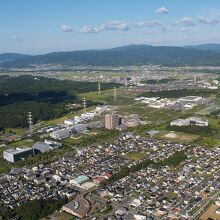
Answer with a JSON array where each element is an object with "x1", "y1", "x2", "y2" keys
[{"x1": 1, "y1": 0, "x2": 220, "y2": 54}]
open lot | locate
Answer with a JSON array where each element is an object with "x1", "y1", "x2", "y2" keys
[
  {"x1": 40, "y1": 211, "x2": 75, "y2": 220},
  {"x1": 196, "y1": 104, "x2": 220, "y2": 116},
  {"x1": 163, "y1": 131, "x2": 200, "y2": 142},
  {"x1": 124, "y1": 151, "x2": 148, "y2": 161},
  {"x1": 200, "y1": 204, "x2": 220, "y2": 220}
]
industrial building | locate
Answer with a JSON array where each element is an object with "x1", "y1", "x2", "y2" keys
[
  {"x1": 50, "y1": 124, "x2": 87, "y2": 140},
  {"x1": 170, "y1": 117, "x2": 208, "y2": 127},
  {"x1": 178, "y1": 96, "x2": 203, "y2": 103},
  {"x1": 50, "y1": 127, "x2": 72, "y2": 140},
  {"x1": 135, "y1": 95, "x2": 207, "y2": 111},
  {"x1": 105, "y1": 113, "x2": 119, "y2": 129},
  {"x1": 62, "y1": 198, "x2": 90, "y2": 219},
  {"x1": 70, "y1": 175, "x2": 90, "y2": 187},
  {"x1": 123, "y1": 114, "x2": 140, "y2": 128},
  {"x1": 3, "y1": 147, "x2": 34, "y2": 163},
  {"x1": 33, "y1": 142, "x2": 51, "y2": 153},
  {"x1": 188, "y1": 117, "x2": 209, "y2": 126},
  {"x1": 72, "y1": 124, "x2": 87, "y2": 134},
  {"x1": 170, "y1": 119, "x2": 191, "y2": 127},
  {"x1": 33, "y1": 140, "x2": 62, "y2": 153},
  {"x1": 64, "y1": 119, "x2": 75, "y2": 126}
]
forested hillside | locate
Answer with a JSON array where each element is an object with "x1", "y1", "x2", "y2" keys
[
  {"x1": 2, "y1": 45, "x2": 220, "y2": 67},
  {"x1": 0, "y1": 75, "x2": 119, "y2": 128}
]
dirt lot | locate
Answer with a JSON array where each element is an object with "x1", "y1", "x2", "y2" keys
[
  {"x1": 200, "y1": 204, "x2": 220, "y2": 220},
  {"x1": 163, "y1": 131, "x2": 199, "y2": 142}
]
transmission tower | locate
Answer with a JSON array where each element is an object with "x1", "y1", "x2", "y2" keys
[
  {"x1": 27, "y1": 112, "x2": 33, "y2": 133},
  {"x1": 98, "y1": 82, "x2": 101, "y2": 94},
  {"x1": 125, "y1": 80, "x2": 128, "y2": 89},
  {"x1": 83, "y1": 98, "x2": 87, "y2": 109},
  {"x1": 113, "y1": 87, "x2": 117, "y2": 101},
  {"x1": 194, "y1": 75, "x2": 197, "y2": 84}
]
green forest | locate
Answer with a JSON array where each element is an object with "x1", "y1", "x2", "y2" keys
[
  {"x1": 1, "y1": 196, "x2": 68, "y2": 220},
  {"x1": 0, "y1": 75, "x2": 120, "y2": 128},
  {"x1": 140, "y1": 89, "x2": 218, "y2": 99}
]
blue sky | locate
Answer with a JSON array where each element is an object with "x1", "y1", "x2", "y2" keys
[{"x1": 1, "y1": 0, "x2": 220, "y2": 54}]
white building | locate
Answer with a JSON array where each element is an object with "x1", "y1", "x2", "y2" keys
[
  {"x1": 178, "y1": 96, "x2": 202, "y2": 103},
  {"x1": 170, "y1": 119, "x2": 190, "y2": 127},
  {"x1": 64, "y1": 119, "x2": 75, "y2": 126},
  {"x1": 3, "y1": 147, "x2": 34, "y2": 163},
  {"x1": 188, "y1": 117, "x2": 209, "y2": 127},
  {"x1": 170, "y1": 117, "x2": 208, "y2": 127},
  {"x1": 50, "y1": 128, "x2": 72, "y2": 140}
]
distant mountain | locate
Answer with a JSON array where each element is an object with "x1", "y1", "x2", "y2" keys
[
  {"x1": 1, "y1": 45, "x2": 220, "y2": 67},
  {"x1": 185, "y1": 44, "x2": 220, "y2": 53},
  {"x1": 0, "y1": 53, "x2": 31, "y2": 64}
]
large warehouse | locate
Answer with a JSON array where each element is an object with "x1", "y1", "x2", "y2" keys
[{"x1": 3, "y1": 147, "x2": 34, "y2": 163}]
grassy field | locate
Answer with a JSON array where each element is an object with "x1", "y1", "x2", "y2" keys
[
  {"x1": 162, "y1": 131, "x2": 200, "y2": 142},
  {"x1": 124, "y1": 151, "x2": 148, "y2": 161},
  {"x1": 4, "y1": 128, "x2": 27, "y2": 136},
  {"x1": 196, "y1": 104, "x2": 220, "y2": 116},
  {"x1": 78, "y1": 88, "x2": 135, "y2": 106},
  {"x1": 9, "y1": 139, "x2": 34, "y2": 147},
  {"x1": 40, "y1": 211, "x2": 76, "y2": 220}
]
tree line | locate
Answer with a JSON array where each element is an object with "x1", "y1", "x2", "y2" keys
[{"x1": 1, "y1": 196, "x2": 68, "y2": 220}]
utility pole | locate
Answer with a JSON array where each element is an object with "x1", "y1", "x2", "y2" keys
[
  {"x1": 98, "y1": 82, "x2": 101, "y2": 94},
  {"x1": 194, "y1": 75, "x2": 197, "y2": 84},
  {"x1": 125, "y1": 80, "x2": 128, "y2": 89},
  {"x1": 113, "y1": 87, "x2": 117, "y2": 101}
]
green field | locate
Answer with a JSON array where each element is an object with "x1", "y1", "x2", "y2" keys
[
  {"x1": 196, "y1": 104, "x2": 220, "y2": 116},
  {"x1": 78, "y1": 88, "x2": 135, "y2": 106},
  {"x1": 9, "y1": 139, "x2": 34, "y2": 147},
  {"x1": 41, "y1": 211, "x2": 76, "y2": 220},
  {"x1": 124, "y1": 151, "x2": 148, "y2": 161}
]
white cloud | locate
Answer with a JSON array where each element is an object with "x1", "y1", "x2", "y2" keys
[
  {"x1": 61, "y1": 25, "x2": 73, "y2": 32},
  {"x1": 102, "y1": 21, "x2": 130, "y2": 31},
  {"x1": 160, "y1": 25, "x2": 168, "y2": 32},
  {"x1": 134, "y1": 20, "x2": 164, "y2": 28},
  {"x1": 80, "y1": 26, "x2": 102, "y2": 33},
  {"x1": 198, "y1": 17, "x2": 219, "y2": 24},
  {"x1": 156, "y1": 7, "x2": 169, "y2": 14},
  {"x1": 80, "y1": 21, "x2": 130, "y2": 33},
  {"x1": 12, "y1": 36, "x2": 23, "y2": 41},
  {"x1": 179, "y1": 28, "x2": 190, "y2": 32},
  {"x1": 144, "y1": 31, "x2": 154, "y2": 34},
  {"x1": 173, "y1": 17, "x2": 195, "y2": 26}
]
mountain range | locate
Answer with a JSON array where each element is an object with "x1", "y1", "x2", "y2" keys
[
  {"x1": 0, "y1": 53, "x2": 30, "y2": 64},
  {"x1": 1, "y1": 44, "x2": 220, "y2": 68}
]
